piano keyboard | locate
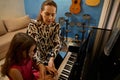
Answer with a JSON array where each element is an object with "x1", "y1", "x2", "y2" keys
[{"x1": 57, "y1": 51, "x2": 77, "y2": 80}]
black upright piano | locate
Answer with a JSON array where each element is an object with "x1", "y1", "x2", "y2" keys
[{"x1": 55, "y1": 27, "x2": 120, "y2": 80}]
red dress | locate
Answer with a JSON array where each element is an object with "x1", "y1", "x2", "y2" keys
[{"x1": 9, "y1": 59, "x2": 39, "y2": 80}]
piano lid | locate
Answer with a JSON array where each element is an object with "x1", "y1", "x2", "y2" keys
[{"x1": 104, "y1": 27, "x2": 120, "y2": 56}]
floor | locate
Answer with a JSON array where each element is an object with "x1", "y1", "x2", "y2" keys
[{"x1": 0, "y1": 59, "x2": 9, "y2": 80}]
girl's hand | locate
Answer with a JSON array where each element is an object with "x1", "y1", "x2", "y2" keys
[{"x1": 38, "y1": 64, "x2": 46, "y2": 80}]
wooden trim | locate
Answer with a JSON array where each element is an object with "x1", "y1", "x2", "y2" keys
[
  {"x1": 107, "y1": 0, "x2": 120, "y2": 29},
  {"x1": 93, "y1": 0, "x2": 112, "y2": 54},
  {"x1": 93, "y1": 0, "x2": 120, "y2": 54}
]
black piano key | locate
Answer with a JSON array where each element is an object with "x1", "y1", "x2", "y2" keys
[
  {"x1": 70, "y1": 56, "x2": 76, "y2": 60},
  {"x1": 62, "y1": 70, "x2": 70, "y2": 76},
  {"x1": 64, "y1": 64, "x2": 71, "y2": 71},
  {"x1": 58, "y1": 79, "x2": 65, "y2": 80},
  {"x1": 58, "y1": 52, "x2": 78, "y2": 80},
  {"x1": 67, "y1": 60, "x2": 74, "y2": 65},
  {"x1": 71, "y1": 53, "x2": 77, "y2": 57},
  {"x1": 68, "y1": 57, "x2": 75, "y2": 61},
  {"x1": 71, "y1": 55, "x2": 76, "y2": 58},
  {"x1": 59, "y1": 74, "x2": 68, "y2": 80}
]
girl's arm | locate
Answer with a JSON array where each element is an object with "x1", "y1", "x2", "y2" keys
[{"x1": 8, "y1": 68, "x2": 23, "y2": 80}]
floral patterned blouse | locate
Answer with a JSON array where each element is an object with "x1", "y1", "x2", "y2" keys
[{"x1": 27, "y1": 19, "x2": 61, "y2": 64}]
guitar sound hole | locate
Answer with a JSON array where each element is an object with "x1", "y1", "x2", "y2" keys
[{"x1": 74, "y1": 0, "x2": 77, "y2": 4}]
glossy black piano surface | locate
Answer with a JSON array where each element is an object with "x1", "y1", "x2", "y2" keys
[{"x1": 55, "y1": 27, "x2": 120, "y2": 80}]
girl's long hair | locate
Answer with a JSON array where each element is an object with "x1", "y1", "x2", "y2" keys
[
  {"x1": 1, "y1": 32, "x2": 36, "y2": 76},
  {"x1": 37, "y1": 0, "x2": 57, "y2": 22}
]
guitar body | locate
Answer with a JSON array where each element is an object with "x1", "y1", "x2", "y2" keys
[
  {"x1": 85, "y1": 0, "x2": 100, "y2": 6},
  {"x1": 70, "y1": 0, "x2": 81, "y2": 14}
]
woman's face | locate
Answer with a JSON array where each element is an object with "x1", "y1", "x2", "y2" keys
[{"x1": 40, "y1": 5, "x2": 56, "y2": 25}]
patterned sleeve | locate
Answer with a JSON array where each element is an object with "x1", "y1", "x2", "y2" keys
[
  {"x1": 27, "y1": 20, "x2": 45, "y2": 64},
  {"x1": 27, "y1": 20, "x2": 39, "y2": 42},
  {"x1": 51, "y1": 23, "x2": 61, "y2": 58}
]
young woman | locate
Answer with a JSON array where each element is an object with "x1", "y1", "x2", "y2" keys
[{"x1": 27, "y1": 0, "x2": 60, "y2": 78}]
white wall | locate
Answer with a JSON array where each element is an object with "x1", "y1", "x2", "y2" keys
[{"x1": 0, "y1": 0, "x2": 25, "y2": 19}]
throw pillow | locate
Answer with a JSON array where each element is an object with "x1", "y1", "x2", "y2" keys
[
  {"x1": 4, "y1": 15, "x2": 31, "y2": 32},
  {"x1": 0, "y1": 19, "x2": 7, "y2": 35}
]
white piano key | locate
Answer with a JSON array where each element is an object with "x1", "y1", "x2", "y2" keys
[{"x1": 57, "y1": 51, "x2": 77, "y2": 79}]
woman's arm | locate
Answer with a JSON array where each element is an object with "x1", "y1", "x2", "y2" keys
[{"x1": 51, "y1": 23, "x2": 61, "y2": 58}]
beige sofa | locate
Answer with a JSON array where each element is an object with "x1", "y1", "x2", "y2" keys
[{"x1": 0, "y1": 15, "x2": 31, "y2": 60}]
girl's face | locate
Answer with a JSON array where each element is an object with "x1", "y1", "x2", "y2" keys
[
  {"x1": 28, "y1": 45, "x2": 36, "y2": 59},
  {"x1": 40, "y1": 5, "x2": 56, "y2": 25}
]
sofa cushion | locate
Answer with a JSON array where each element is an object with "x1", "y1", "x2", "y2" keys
[
  {"x1": 0, "y1": 28, "x2": 27, "y2": 60},
  {"x1": 4, "y1": 15, "x2": 31, "y2": 32},
  {"x1": 0, "y1": 19, "x2": 7, "y2": 36}
]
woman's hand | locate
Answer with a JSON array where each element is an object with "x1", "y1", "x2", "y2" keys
[
  {"x1": 47, "y1": 57, "x2": 58, "y2": 76},
  {"x1": 46, "y1": 66, "x2": 58, "y2": 76},
  {"x1": 38, "y1": 58, "x2": 58, "y2": 80}
]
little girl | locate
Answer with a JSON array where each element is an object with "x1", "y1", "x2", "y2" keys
[{"x1": 1, "y1": 32, "x2": 57, "y2": 80}]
